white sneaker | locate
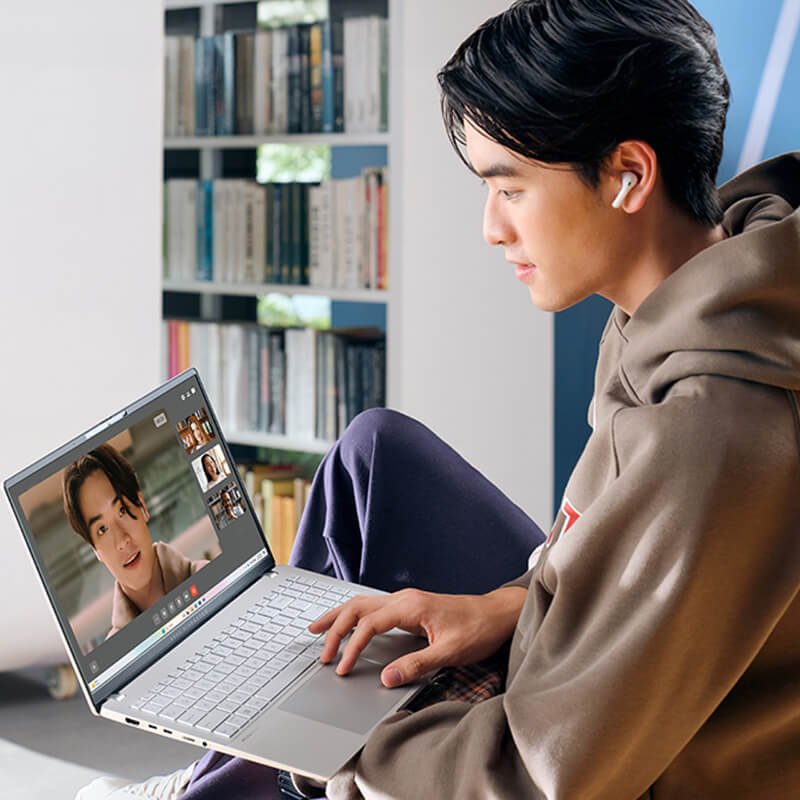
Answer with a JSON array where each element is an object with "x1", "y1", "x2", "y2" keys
[{"x1": 75, "y1": 762, "x2": 197, "y2": 800}]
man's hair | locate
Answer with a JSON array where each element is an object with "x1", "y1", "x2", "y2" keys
[
  {"x1": 62, "y1": 444, "x2": 144, "y2": 547},
  {"x1": 437, "y1": 0, "x2": 730, "y2": 225}
]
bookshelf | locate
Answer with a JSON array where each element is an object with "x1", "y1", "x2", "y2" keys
[{"x1": 162, "y1": 0, "x2": 396, "y2": 459}]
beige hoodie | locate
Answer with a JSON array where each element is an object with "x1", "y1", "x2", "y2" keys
[{"x1": 328, "y1": 153, "x2": 800, "y2": 799}]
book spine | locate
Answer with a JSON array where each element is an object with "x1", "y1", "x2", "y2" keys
[
  {"x1": 287, "y1": 25, "x2": 300, "y2": 134},
  {"x1": 236, "y1": 33, "x2": 255, "y2": 135},
  {"x1": 265, "y1": 183, "x2": 274, "y2": 282},
  {"x1": 179, "y1": 36, "x2": 196, "y2": 136},
  {"x1": 332, "y1": 19, "x2": 345, "y2": 132},
  {"x1": 193, "y1": 37, "x2": 206, "y2": 135},
  {"x1": 214, "y1": 34, "x2": 226, "y2": 135},
  {"x1": 308, "y1": 184, "x2": 322, "y2": 287},
  {"x1": 301, "y1": 183, "x2": 310, "y2": 285},
  {"x1": 259, "y1": 327, "x2": 270, "y2": 431},
  {"x1": 272, "y1": 183, "x2": 283, "y2": 282},
  {"x1": 248, "y1": 326, "x2": 260, "y2": 431},
  {"x1": 321, "y1": 19, "x2": 334, "y2": 134},
  {"x1": 201, "y1": 179, "x2": 214, "y2": 280},
  {"x1": 244, "y1": 183, "x2": 256, "y2": 283},
  {"x1": 290, "y1": 182, "x2": 302, "y2": 284},
  {"x1": 164, "y1": 37, "x2": 178, "y2": 137},
  {"x1": 254, "y1": 30, "x2": 271, "y2": 135},
  {"x1": 380, "y1": 17, "x2": 389, "y2": 132},
  {"x1": 299, "y1": 24, "x2": 311, "y2": 133},
  {"x1": 223, "y1": 31, "x2": 237, "y2": 135},
  {"x1": 253, "y1": 182, "x2": 266, "y2": 283},
  {"x1": 271, "y1": 28, "x2": 288, "y2": 134},
  {"x1": 269, "y1": 330, "x2": 285, "y2": 434},
  {"x1": 280, "y1": 183, "x2": 291, "y2": 283},
  {"x1": 366, "y1": 17, "x2": 380, "y2": 132},
  {"x1": 309, "y1": 22, "x2": 323, "y2": 134}
]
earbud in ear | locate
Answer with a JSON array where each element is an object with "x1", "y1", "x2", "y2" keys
[{"x1": 612, "y1": 172, "x2": 637, "y2": 209}]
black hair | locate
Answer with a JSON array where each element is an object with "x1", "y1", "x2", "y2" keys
[
  {"x1": 63, "y1": 444, "x2": 143, "y2": 546},
  {"x1": 438, "y1": 0, "x2": 730, "y2": 225}
]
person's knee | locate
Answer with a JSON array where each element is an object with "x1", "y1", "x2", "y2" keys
[{"x1": 340, "y1": 408, "x2": 415, "y2": 459}]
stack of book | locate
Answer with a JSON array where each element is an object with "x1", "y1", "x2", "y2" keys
[
  {"x1": 163, "y1": 168, "x2": 388, "y2": 289},
  {"x1": 163, "y1": 16, "x2": 389, "y2": 137},
  {"x1": 239, "y1": 463, "x2": 312, "y2": 564},
  {"x1": 164, "y1": 321, "x2": 386, "y2": 442}
]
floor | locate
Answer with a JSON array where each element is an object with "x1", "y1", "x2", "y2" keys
[{"x1": 0, "y1": 668, "x2": 200, "y2": 782}]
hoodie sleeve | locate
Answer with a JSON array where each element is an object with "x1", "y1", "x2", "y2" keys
[{"x1": 326, "y1": 377, "x2": 800, "y2": 799}]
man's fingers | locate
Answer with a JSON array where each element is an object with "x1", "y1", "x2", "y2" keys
[
  {"x1": 312, "y1": 596, "x2": 387, "y2": 664},
  {"x1": 380, "y1": 645, "x2": 444, "y2": 688},
  {"x1": 334, "y1": 607, "x2": 407, "y2": 675}
]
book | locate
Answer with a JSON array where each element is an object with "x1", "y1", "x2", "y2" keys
[
  {"x1": 309, "y1": 22, "x2": 324, "y2": 133},
  {"x1": 299, "y1": 24, "x2": 311, "y2": 133},
  {"x1": 222, "y1": 31, "x2": 237, "y2": 135},
  {"x1": 287, "y1": 25, "x2": 301, "y2": 134},
  {"x1": 253, "y1": 29, "x2": 273, "y2": 135},
  {"x1": 271, "y1": 27, "x2": 289, "y2": 134},
  {"x1": 235, "y1": 32, "x2": 254, "y2": 135}
]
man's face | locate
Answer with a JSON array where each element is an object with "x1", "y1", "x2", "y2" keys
[
  {"x1": 464, "y1": 121, "x2": 629, "y2": 312},
  {"x1": 222, "y1": 494, "x2": 234, "y2": 517},
  {"x1": 78, "y1": 470, "x2": 155, "y2": 594}
]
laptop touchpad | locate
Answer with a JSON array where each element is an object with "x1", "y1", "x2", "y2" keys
[{"x1": 279, "y1": 660, "x2": 404, "y2": 735}]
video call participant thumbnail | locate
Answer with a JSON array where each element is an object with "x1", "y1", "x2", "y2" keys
[
  {"x1": 209, "y1": 484, "x2": 246, "y2": 531},
  {"x1": 192, "y1": 445, "x2": 231, "y2": 493},
  {"x1": 177, "y1": 410, "x2": 215, "y2": 456},
  {"x1": 62, "y1": 444, "x2": 208, "y2": 639}
]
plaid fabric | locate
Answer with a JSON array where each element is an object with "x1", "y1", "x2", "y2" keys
[{"x1": 404, "y1": 647, "x2": 509, "y2": 712}]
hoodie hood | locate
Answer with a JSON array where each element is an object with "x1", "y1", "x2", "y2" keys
[{"x1": 614, "y1": 152, "x2": 800, "y2": 405}]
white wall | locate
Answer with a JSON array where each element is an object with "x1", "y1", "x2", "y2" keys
[
  {"x1": 0, "y1": 0, "x2": 162, "y2": 669},
  {"x1": 392, "y1": 0, "x2": 554, "y2": 527}
]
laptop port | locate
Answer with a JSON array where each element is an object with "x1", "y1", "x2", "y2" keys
[{"x1": 124, "y1": 718, "x2": 139, "y2": 726}]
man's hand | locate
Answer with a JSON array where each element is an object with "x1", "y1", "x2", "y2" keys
[{"x1": 308, "y1": 586, "x2": 527, "y2": 688}]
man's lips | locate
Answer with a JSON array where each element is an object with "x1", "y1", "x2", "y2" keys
[
  {"x1": 122, "y1": 551, "x2": 141, "y2": 568},
  {"x1": 512, "y1": 262, "x2": 537, "y2": 280}
]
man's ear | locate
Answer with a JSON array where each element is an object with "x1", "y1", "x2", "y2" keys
[
  {"x1": 138, "y1": 491, "x2": 150, "y2": 522},
  {"x1": 605, "y1": 140, "x2": 658, "y2": 214}
]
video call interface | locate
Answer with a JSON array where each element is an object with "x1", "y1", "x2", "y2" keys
[{"x1": 15, "y1": 378, "x2": 267, "y2": 690}]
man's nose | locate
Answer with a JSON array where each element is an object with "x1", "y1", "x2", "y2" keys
[
  {"x1": 482, "y1": 192, "x2": 513, "y2": 247},
  {"x1": 113, "y1": 523, "x2": 131, "y2": 549}
]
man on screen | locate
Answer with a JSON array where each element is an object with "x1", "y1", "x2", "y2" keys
[{"x1": 63, "y1": 444, "x2": 208, "y2": 639}]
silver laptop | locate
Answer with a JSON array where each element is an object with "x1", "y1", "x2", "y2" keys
[{"x1": 4, "y1": 369, "x2": 426, "y2": 782}]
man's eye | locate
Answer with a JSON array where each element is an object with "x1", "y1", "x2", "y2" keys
[
  {"x1": 499, "y1": 189, "x2": 519, "y2": 200},
  {"x1": 119, "y1": 504, "x2": 129, "y2": 517},
  {"x1": 97, "y1": 525, "x2": 107, "y2": 536}
]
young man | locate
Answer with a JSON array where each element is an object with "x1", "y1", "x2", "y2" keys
[
  {"x1": 79, "y1": 0, "x2": 800, "y2": 797},
  {"x1": 63, "y1": 444, "x2": 208, "y2": 640}
]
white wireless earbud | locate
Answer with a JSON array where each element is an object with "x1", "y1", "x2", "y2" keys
[{"x1": 611, "y1": 172, "x2": 637, "y2": 209}]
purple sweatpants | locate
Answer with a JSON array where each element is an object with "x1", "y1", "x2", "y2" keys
[{"x1": 182, "y1": 409, "x2": 545, "y2": 800}]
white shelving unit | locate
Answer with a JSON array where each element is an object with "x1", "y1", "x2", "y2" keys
[
  {"x1": 163, "y1": 0, "x2": 398, "y2": 453},
  {"x1": 165, "y1": 133, "x2": 390, "y2": 148},
  {"x1": 163, "y1": 279, "x2": 390, "y2": 303}
]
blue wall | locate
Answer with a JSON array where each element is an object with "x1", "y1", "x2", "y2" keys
[{"x1": 553, "y1": 0, "x2": 800, "y2": 513}]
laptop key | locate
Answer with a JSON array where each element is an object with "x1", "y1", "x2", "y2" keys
[
  {"x1": 177, "y1": 708, "x2": 206, "y2": 727},
  {"x1": 215, "y1": 721, "x2": 239, "y2": 738},
  {"x1": 193, "y1": 698, "x2": 216, "y2": 713},
  {"x1": 158, "y1": 703, "x2": 185, "y2": 721},
  {"x1": 197, "y1": 708, "x2": 230, "y2": 732}
]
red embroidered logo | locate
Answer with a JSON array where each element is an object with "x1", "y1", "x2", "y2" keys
[{"x1": 546, "y1": 497, "x2": 582, "y2": 545}]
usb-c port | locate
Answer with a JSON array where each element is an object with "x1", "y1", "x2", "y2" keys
[{"x1": 124, "y1": 718, "x2": 139, "y2": 726}]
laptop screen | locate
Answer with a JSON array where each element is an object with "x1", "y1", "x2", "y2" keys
[{"x1": 6, "y1": 371, "x2": 272, "y2": 700}]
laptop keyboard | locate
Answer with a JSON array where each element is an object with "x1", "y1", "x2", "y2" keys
[{"x1": 131, "y1": 574, "x2": 358, "y2": 739}]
